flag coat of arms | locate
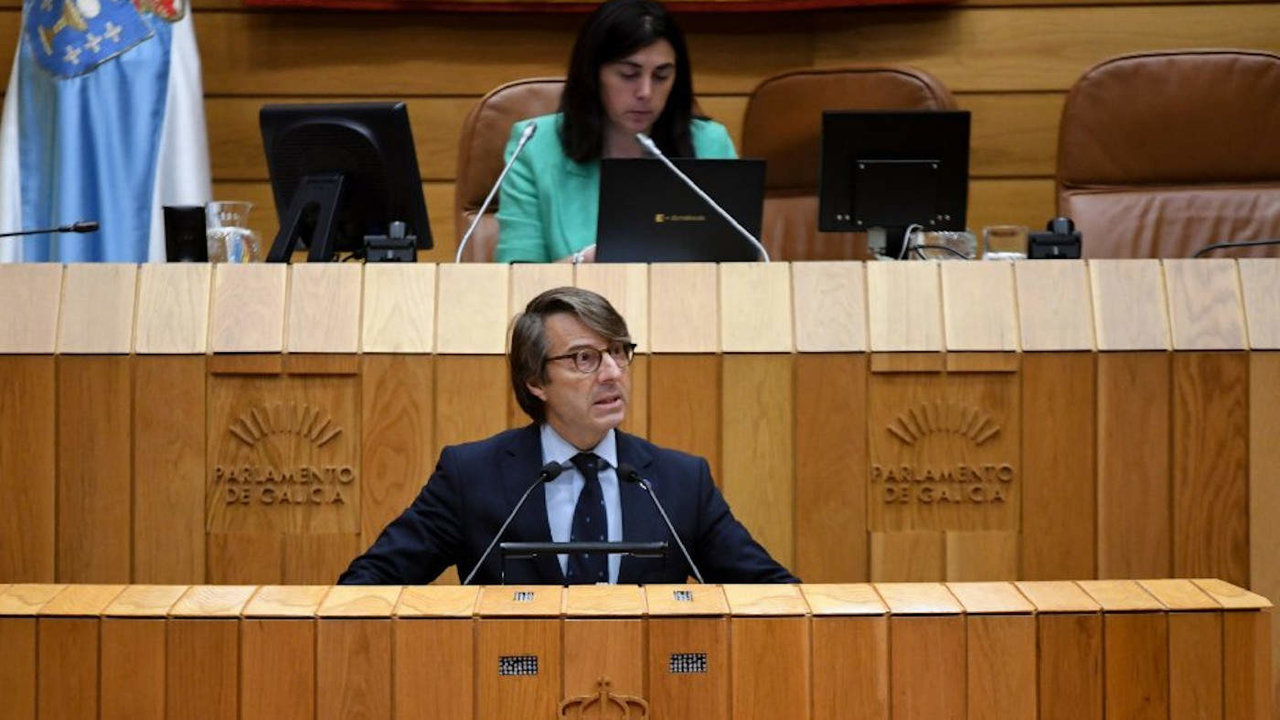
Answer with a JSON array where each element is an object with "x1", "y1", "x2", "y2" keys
[{"x1": 0, "y1": 0, "x2": 211, "y2": 262}]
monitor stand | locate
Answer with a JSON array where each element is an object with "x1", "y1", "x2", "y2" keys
[
  {"x1": 266, "y1": 172, "x2": 348, "y2": 262},
  {"x1": 867, "y1": 226, "x2": 911, "y2": 260}
]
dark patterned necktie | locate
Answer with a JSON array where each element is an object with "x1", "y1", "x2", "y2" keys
[{"x1": 566, "y1": 452, "x2": 608, "y2": 584}]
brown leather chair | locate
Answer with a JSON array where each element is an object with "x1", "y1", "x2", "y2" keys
[
  {"x1": 1057, "y1": 50, "x2": 1280, "y2": 258},
  {"x1": 740, "y1": 67, "x2": 957, "y2": 261},
  {"x1": 454, "y1": 78, "x2": 564, "y2": 262}
]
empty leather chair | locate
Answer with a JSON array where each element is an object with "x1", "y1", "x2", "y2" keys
[
  {"x1": 1056, "y1": 49, "x2": 1280, "y2": 258},
  {"x1": 741, "y1": 67, "x2": 957, "y2": 260},
  {"x1": 454, "y1": 78, "x2": 564, "y2": 262}
]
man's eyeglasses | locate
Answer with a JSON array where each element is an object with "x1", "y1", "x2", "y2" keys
[{"x1": 544, "y1": 341, "x2": 637, "y2": 374}]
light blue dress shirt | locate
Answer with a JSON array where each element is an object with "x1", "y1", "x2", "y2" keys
[{"x1": 540, "y1": 424, "x2": 623, "y2": 583}]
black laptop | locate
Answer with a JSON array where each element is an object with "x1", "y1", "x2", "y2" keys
[{"x1": 595, "y1": 158, "x2": 766, "y2": 263}]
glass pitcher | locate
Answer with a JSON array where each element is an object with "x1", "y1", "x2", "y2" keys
[{"x1": 206, "y1": 201, "x2": 262, "y2": 262}]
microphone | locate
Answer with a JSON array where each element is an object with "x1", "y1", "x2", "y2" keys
[
  {"x1": 616, "y1": 462, "x2": 705, "y2": 584},
  {"x1": 633, "y1": 133, "x2": 770, "y2": 263},
  {"x1": 462, "y1": 460, "x2": 566, "y2": 585},
  {"x1": 0, "y1": 220, "x2": 100, "y2": 238},
  {"x1": 455, "y1": 120, "x2": 538, "y2": 263}
]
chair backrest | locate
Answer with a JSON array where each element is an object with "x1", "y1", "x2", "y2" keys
[
  {"x1": 1056, "y1": 49, "x2": 1280, "y2": 258},
  {"x1": 740, "y1": 67, "x2": 957, "y2": 261},
  {"x1": 454, "y1": 78, "x2": 564, "y2": 262}
]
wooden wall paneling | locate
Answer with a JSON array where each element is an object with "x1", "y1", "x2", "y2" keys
[
  {"x1": 791, "y1": 261, "x2": 868, "y2": 353},
  {"x1": 1137, "y1": 581, "x2": 1224, "y2": 720},
  {"x1": 134, "y1": 263, "x2": 212, "y2": 354},
  {"x1": 101, "y1": 617, "x2": 169, "y2": 720},
  {"x1": 361, "y1": 354, "x2": 434, "y2": 548},
  {"x1": 1014, "y1": 260, "x2": 1094, "y2": 352},
  {"x1": 167, "y1": 586, "x2": 256, "y2": 720},
  {"x1": 0, "y1": 584, "x2": 66, "y2": 720},
  {"x1": 574, "y1": 263, "x2": 650, "y2": 353},
  {"x1": 436, "y1": 264, "x2": 509, "y2": 354},
  {"x1": 0, "y1": 357, "x2": 55, "y2": 582},
  {"x1": 1171, "y1": 352, "x2": 1249, "y2": 585},
  {"x1": 721, "y1": 354, "x2": 794, "y2": 567},
  {"x1": 968, "y1": 179, "x2": 1057, "y2": 235},
  {"x1": 1021, "y1": 580, "x2": 1104, "y2": 720},
  {"x1": 316, "y1": 587, "x2": 400, "y2": 720},
  {"x1": 286, "y1": 264, "x2": 363, "y2": 353},
  {"x1": 1238, "y1": 259, "x2": 1280, "y2": 350},
  {"x1": 283, "y1": 534, "x2": 361, "y2": 584},
  {"x1": 889, "y1": 615, "x2": 965, "y2": 720},
  {"x1": 1020, "y1": 352, "x2": 1095, "y2": 579},
  {"x1": 394, "y1": 586, "x2": 479, "y2": 719},
  {"x1": 1089, "y1": 260, "x2": 1170, "y2": 352},
  {"x1": 940, "y1": 261, "x2": 1019, "y2": 351},
  {"x1": 944, "y1": 531, "x2": 1018, "y2": 581},
  {"x1": 1163, "y1": 259, "x2": 1247, "y2": 351},
  {"x1": 869, "y1": 531, "x2": 944, "y2": 582},
  {"x1": 0, "y1": 263, "x2": 61, "y2": 354},
  {"x1": 207, "y1": 534, "x2": 283, "y2": 584},
  {"x1": 964, "y1": 611, "x2": 1036, "y2": 720},
  {"x1": 802, "y1": 585, "x2": 889, "y2": 720},
  {"x1": 794, "y1": 353, "x2": 868, "y2": 582},
  {"x1": 648, "y1": 354, "x2": 721, "y2": 481},
  {"x1": 434, "y1": 355, "x2": 511, "y2": 461},
  {"x1": 1103, "y1": 612, "x2": 1171, "y2": 720},
  {"x1": 241, "y1": 586, "x2": 327, "y2": 720},
  {"x1": 647, "y1": 615, "x2": 730, "y2": 720},
  {"x1": 562, "y1": 586, "x2": 646, "y2": 701},
  {"x1": 649, "y1": 263, "x2": 718, "y2": 353},
  {"x1": 866, "y1": 261, "x2": 943, "y2": 353},
  {"x1": 719, "y1": 263, "x2": 793, "y2": 353},
  {"x1": 811, "y1": 5, "x2": 1280, "y2": 92},
  {"x1": 474, "y1": 618, "x2": 562, "y2": 720},
  {"x1": 210, "y1": 264, "x2": 288, "y2": 353},
  {"x1": 1250, "y1": 351, "x2": 1280, "y2": 710},
  {"x1": 509, "y1": 263, "x2": 574, "y2": 318},
  {"x1": 1096, "y1": 352, "x2": 1171, "y2": 578},
  {"x1": 133, "y1": 355, "x2": 206, "y2": 583},
  {"x1": 962, "y1": 91, "x2": 1062, "y2": 177},
  {"x1": 36, "y1": 585, "x2": 124, "y2": 720},
  {"x1": 57, "y1": 355, "x2": 132, "y2": 582},
  {"x1": 56, "y1": 263, "x2": 137, "y2": 354},
  {"x1": 619, "y1": 353, "x2": 649, "y2": 438},
  {"x1": 723, "y1": 586, "x2": 810, "y2": 720},
  {"x1": 1223, "y1": 609, "x2": 1275, "y2": 720},
  {"x1": 362, "y1": 264, "x2": 436, "y2": 353}
]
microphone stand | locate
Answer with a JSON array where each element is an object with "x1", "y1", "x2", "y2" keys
[
  {"x1": 462, "y1": 460, "x2": 565, "y2": 585},
  {"x1": 0, "y1": 220, "x2": 100, "y2": 238},
  {"x1": 617, "y1": 463, "x2": 705, "y2": 584},
  {"x1": 455, "y1": 121, "x2": 538, "y2": 263}
]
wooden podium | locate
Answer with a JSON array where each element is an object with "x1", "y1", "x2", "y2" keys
[{"x1": 0, "y1": 580, "x2": 1270, "y2": 720}]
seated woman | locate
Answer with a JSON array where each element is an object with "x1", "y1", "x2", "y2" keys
[{"x1": 494, "y1": 0, "x2": 737, "y2": 264}]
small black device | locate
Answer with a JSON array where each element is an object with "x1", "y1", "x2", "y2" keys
[
  {"x1": 1029, "y1": 217, "x2": 1083, "y2": 259},
  {"x1": 163, "y1": 205, "x2": 207, "y2": 262},
  {"x1": 259, "y1": 102, "x2": 432, "y2": 262},
  {"x1": 595, "y1": 158, "x2": 765, "y2": 263},
  {"x1": 819, "y1": 110, "x2": 971, "y2": 258}
]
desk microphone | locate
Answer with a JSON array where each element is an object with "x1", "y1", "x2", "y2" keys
[
  {"x1": 0, "y1": 220, "x2": 100, "y2": 238},
  {"x1": 633, "y1": 132, "x2": 770, "y2": 263},
  {"x1": 462, "y1": 460, "x2": 566, "y2": 585},
  {"x1": 455, "y1": 120, "x2": 538, "y2": 263},
  {"x1": 617, "y1": 462, "x2": 705, "y2": 584}
]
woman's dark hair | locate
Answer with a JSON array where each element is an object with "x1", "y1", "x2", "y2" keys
[{"x1": 559, "y1": 0, "x2": 697, "y2": 163}]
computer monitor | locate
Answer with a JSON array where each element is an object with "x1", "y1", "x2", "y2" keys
[
  {"x1": 260, "y1": 102, "x2": 432, "y2": 262},
  {"x1": 819, "y1": 110, "x2": 970, "y2": 258}
]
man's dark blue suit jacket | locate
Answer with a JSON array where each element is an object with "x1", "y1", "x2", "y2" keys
[{"x1": 339, "y1": 424, "x2": 796, "y2": 585}]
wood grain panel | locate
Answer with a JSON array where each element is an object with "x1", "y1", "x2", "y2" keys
[
  {"x1": 57, "y1": 356, "x2": 132, "y2": 583},
  {"x1": 563, "y1": 619, "x2": 645, "y2": 700},
  {"x1": 648, "y1": 617, "x2": 730, "y2": 720},
  {"x1": 731, "y1": 617, "x2": 810, "y2": 720},
  {"x1": 394, "y1": 618, "x2": 474, "y2": 717},
  {"x1": 1014, "y1": 260, "x2": 1094, "y2": 351},
  {"x1": 434, "y1": 355, "x2": 511, "y2": 461},
  {"x1": 0, "y1": 617, "x2": 36, "y2": 720},
  {"x1": 1104, "y1": 613, "x2": 1169, "y2": 720},
  {"x1": 475, "y1": 619, "x2": 562, "y2": 720},
  {"x1": 650, "y1": 263, "x2": 719, "y2": 353},
  {"x1": 944, "y1": 531, "x2": 1017, "y2": 581},
  {"x1": 101, "y1": 619, "x2": 166, "y2": 720},
  {"x1": 37, "y1": 617, "x2": 98, "y2": 720},
  {"x1": 1090, "y1": 260, "x2": 1170, "y2": 351},
  {"x1": 940, "y1": 261, "x2": 1018, "y2": 351},
  {"x1": 210, "y1": 263, "x2": 287, "y2": 353},
  {"x1": 241, "y1": 619, "x2": 316, "y2": 720},
  {"x1": 317, "y1": 620, "x2": 392, "y2": 720},
  {"x1": 207, "y1": 534, "x2": 283, "y2": 584},
  {"x1": 509, "y1": 263, "x2": 574, "y2": 318},
  {"x1": 362, "y1": 264, "x2": 436, "y2": 353},
  {"x1": 889, "y1": 615, "x2": 964, "y2": 720},
  {"x1": 134, "y1": 263, "x2": 212, "y2": 354},
  {"x1": 133, "y1": 356, "x2": 206, "y2": 583},
  {"x1": 719, "y1": 263, "x2": 792, "y2": 352},
  {"x1": 287, "y1": 264, "x2": 363, "y2": 353},
  {"x1": 283, "y1": 534, "x2": 361, "y2": 584},
  {"x1": 792, "y1": 261, "x2": 867, "y2": 352},
  {"x1": 361, "y1": 355, "x2": 434, "y2": 546},
  {"x1": 869, "y1": 531, "x2": 944, "y2": 582},
  {"x1": 574, "y1": 263, "x2": 650, "y2": 353},
  {"x1": 1168, "y1": 612, "x2": 1223, "y2": 720},
  {"x1": 1020, "y1": 352, "x2": 1095, "y2": 579},
  {"x1": 1096, "y1": 352, "x2": 1170, "y2": 578},
  {"x1": 812, "y1": 616, "x2": 888, "y2": 720},
  {"x1": 1172, "y1": 352, "x2": 1249, "y2": 586},
  {"x1": 620, "y1": 353, "x2": 648, "y2": 438},
  {"x1": 962, "y1": 91, "x2": 1062, "y2": 177},
  {"x1": 0, "y1": 357, "x2": 55, "y2": 582},
  {"x1": 1038, "y1": 613, "x2": 1104, "y2": 720},
  {"x1": 648, "y1": 355, "x2": 721, "y2": 481},
  {"x1": 968, "y1": 178, "x2": 1057, "y2": 233},
  {"x1": 57, "y1": 263, "x2": 137, "y2": 354},
  {"x1": 1223, "y1": 610, "x2": 1274, "y2": 720},
  {"x1": 813, "y1": 5, "x2": 1280, "y2": 92},
  {"x1": 721, "y1": 355, "x2": 794, "y2": 566},
  {"x1": 167, "y1": 619, "x2": 239, "y2": 720},
  {"x1": 794, "y1": 353, "x2": 868, "y2": 582},
  {"x1": 436, "y1": 264, "x2": 509, "y2": 354},
  {"x1": 0, "y1": 263, "x2": 61, "y2": 353},
  {"x1": 1238, "y1": 259, "x2": 1280, "y2": 349},
  {"x1": 867, "y1": 261, "x2": 942, "y2": 352},
  {"x1": 1164, "y1": 259, "x2": 1247, "y2": 350},
  {"x1": 1250, "y1": 353, "x2": 1280, "y2": 712},
  {"x1": 966, "y1": 614, "x2": 1035, "y2": 720}
]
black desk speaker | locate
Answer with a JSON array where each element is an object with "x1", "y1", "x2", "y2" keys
[{"x1": 164, "y1": 205, "x2": 208, "y2": 262}]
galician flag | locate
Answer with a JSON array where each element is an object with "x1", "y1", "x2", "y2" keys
[{"x1": 0, "y1": 0, "x2": 211, "y2": 262}]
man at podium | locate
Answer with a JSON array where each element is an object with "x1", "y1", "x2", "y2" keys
[{"x1": 340, "y1": 287, "x2": 795, "y2": 585}]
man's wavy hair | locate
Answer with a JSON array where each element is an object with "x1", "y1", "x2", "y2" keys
[
  {"x1": 509, "y1": 287, "x2": 632, "y2": 424},
  {"x1": 558, "y1": 0, "x2": 697, "y2": 163}
]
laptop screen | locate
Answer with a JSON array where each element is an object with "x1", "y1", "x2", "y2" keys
[{"x1": 595, "y1": 158, "x2": 765, "y2": 263}]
